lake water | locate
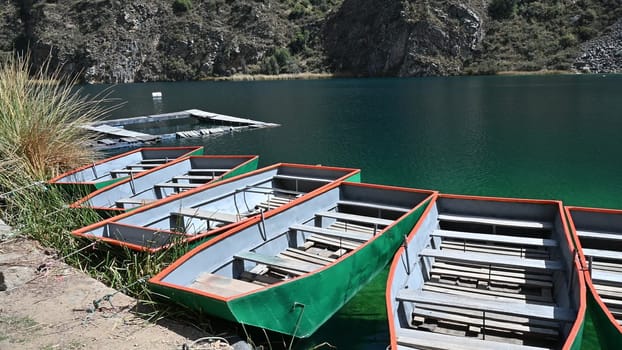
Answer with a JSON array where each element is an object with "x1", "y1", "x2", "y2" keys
[{"x1": 81, "y1": 74, "x2": 622, "y2": 348}]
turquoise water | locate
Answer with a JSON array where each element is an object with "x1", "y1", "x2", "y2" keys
[{"x1": 81, "y1": 75, "x2": 622, "y2": 348}]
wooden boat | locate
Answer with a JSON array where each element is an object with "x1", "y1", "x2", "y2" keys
[
  {"x1": 148, "y1": 182, "x2": 435, "y2": 337},
  {"x1": 72, "y1": 163, "x2": 361, "y2": 253},
  {"x1": 49, "y1": 146, "x2": 204, "y2": 192},
  {"x1": 69, "y1": 155, "x2": 259, "y2": 216},
  {"x1": 387, "y1": 194, "x2": 586, "y2": 350},
  {"x1": 565, "y1": 206, "x2": 622, "y2": 344}
]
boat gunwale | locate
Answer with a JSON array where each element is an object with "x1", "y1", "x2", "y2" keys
[
  {"x1": 386, "y1": 194, "x2": 587, "y2": 350},
  {"x1": 79, "y1": 220, "x2": 195, "y2": 253},
  {"x1": 71, "y1": 163, "x2": 361, "y2": 252},
  {"x1": 48, "y1": 146, "x2": 204, "y2": 184},
  {"x1": 149, "y1": 182, "x2": 437, "y2": 303},
  {"x1": 565, "y1": 205, "x2": 622, "y2": 334},
  {"x1": 69, "y1": 155, "x2": 259, "y2": 210}
]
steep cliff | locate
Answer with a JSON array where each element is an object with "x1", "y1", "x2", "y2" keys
[
  {"x1": 323, "y1": 0, "x2": 484, "y2": 76},
  {"x1": 2, "y1": 0, "x2": 621, "y2": 82}
]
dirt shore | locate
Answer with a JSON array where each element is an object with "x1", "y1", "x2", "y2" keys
[{"x1": 0, "y1": 235, "x2": 241, "y2": 350}]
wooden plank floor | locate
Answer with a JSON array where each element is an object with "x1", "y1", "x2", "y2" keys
[{"x1": 395, "y1": 215, "x2": 567, "y2": 349}]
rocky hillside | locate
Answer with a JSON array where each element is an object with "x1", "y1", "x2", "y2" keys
[{"x1": 1, "y1": 0, "x2": 621, "y2": 83}]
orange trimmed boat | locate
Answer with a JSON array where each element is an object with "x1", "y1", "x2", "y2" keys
[
  {"x1": 49, "y1": 146, "x2": 204, "y2": 192},
  {"x1": 148, "y1": 182, "x2": 435, "y2": 337},
  {"x1": 71, "y1": 163, "x2": 360, "y2": 253},
  {"x1": 565, "y1": 206, "x2": 622, "y2": 347},
  {"x1": 387, "y1": 194, "x2": 586, "y2": 350},
  {"x1": 70, "y1": 155, "x2": 259, "y2": 217}
]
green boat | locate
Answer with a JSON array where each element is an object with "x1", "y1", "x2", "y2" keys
[
  {"x1": 565, "y1": 206, "x2": 622, "y2": 349},
  {"x1": 148, "y1": 182, "x2": 435, "y2": 337},
  {"x1": 70, "y1": 155, "x2": 259, "y2": 217},
  {"x1": 49, "y1": 146, "x2": 204, "y2": 193},
  {"x1": 387, "y1": 194, "x2": 586, "y2": 350}
]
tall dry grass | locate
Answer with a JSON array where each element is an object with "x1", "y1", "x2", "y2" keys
[
  {"x1": 0, "y1": 54, "x2": 112, "y2": 181},
  {"x1": 0, "y1": 53, "x2": 112, "y2": 248}
]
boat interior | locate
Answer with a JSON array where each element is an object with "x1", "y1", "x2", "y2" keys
[
  {"x1": 159, "y1": 184, "x2": 428, "y2": 297},
  {"x1": 84, "y1": 156, "x2": 256, "y2": 210},
  {"x1": 75, "y1": 165, "x2": 358, "y2": 250},
  {"x1": 390, "y1": 197, "x2": 580, "y2": 350},
  {"x1": 54, "y1": 147, "x2": 200, "y2": 183},
  {"x1": 567, "y1": 208, "x2": 622, "y2": 327}
]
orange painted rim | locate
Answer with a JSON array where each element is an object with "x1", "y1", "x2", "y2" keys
[{"x1": 49, "y1": 146, "x2": 203, "y2": 184}]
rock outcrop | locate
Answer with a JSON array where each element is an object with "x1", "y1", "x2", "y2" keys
[
  {"x1": 14, "y1": 0, "x2": 292, "y2": 83},
  {"x1": 323, "y1": 0, "x2": 484, "y2": 76},
  {"x1": 0, "y1": 0, "x2": 620, "y2": 82},
  {"x1": 574, "y1": 18, "x2": 622, "y2": 73}
]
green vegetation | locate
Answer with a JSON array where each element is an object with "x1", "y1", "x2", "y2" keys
[
  {"x1": 260, "y1": 47, "x2": 299, "y2": 75},
  {"x1": 0, "y1": 54, "x2": 243, "y2": 342},
  {"x1": 470, "y1": 0, "x2": 622, "y2": 73},
  {"x1": 488, "y1": 0, "x2": 516, "y2": 20},
  {"x1": 172, "y1": 0, "x2": 192, "y2": 13}
]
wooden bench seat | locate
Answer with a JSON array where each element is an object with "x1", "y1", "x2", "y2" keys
[
  {"x1": 582, "y1": 248, "x2": 622, "y2": 261},
  {"x1": 438, "y1": 213, "x2": 553, "y2": 230},
  {"x1": 171, "y1": 208, "x2": 240, "y2": 223},
  {"x1": 155, "y1": 182, "x2": 202, "y2": 189},
  {"x1": 279, "y1": 248, "x2": 335, "y2": 266},
  {"x1": 337, "y1": 200, "x2": 410, "y2": 213},
  {"x1": 115, "y1": 197, "x2": 156, "y2": 206},
  {"x1": 189, "y1": 273, "x2": 262, "y2": 297},
  {"x1": 412, "y1": 300, "x2": 560, "y2": 330},
  {"x1": 126, "y1": 164, "x2": 160, "y2": 169},
  {"x1": 306, "y1": 234, "x2": 361, "y2": 250},
  {"x1": 109, "y1": 169, "x2": 144, "y2": 176},
  {"x1": 234, "y1": 251, "x2": 321, "y2": 274},
  {"x1": 243, "y1": 185, "x2": 305, "y2": 197},
  {"x1": 290, "y1": 224, "x2": 371, "y2": 242},
  {"x1": 440, "y1": 241, "x2": 550, "y2": 259},
  {"x1": 255, "y1": 197, "x2": 292, "y2": 210},
  {"x1": 423, "y1": 281, "x2": 553, "y2": 303},
  {"x1": 590, "y1": 269, "x2": 622, "y2": 285},
  {"x1": 430, "y1": 264, "x2": 554, "y2": 288},
  {"x1": 330, "y1": 221, "x2": 376, "y2": 234},
  {"x1": 411, "y1": 306, "x2": 559, "y2": 338},
  {"x1": 273, "y1": 174, "x2": 333, "y2": 183},
  {"x1": 419, "y1": 249, "x2": 563, "y2": 271},
  {"x1": 316, "y1": 211, "x2": 394, "y2": 226},
  {"x1": 172, "y1": 175, "x2": 216, "y2": 182},
  {"x1": 397, "y1": 289, "x2": 575, "y2": 321},
  {"x1": 577, "y1": 229, "x2": 622, "y2": 242},
  {"x1": 187, "y1": 168, "x2": 230, "y2": 174},
  {"x1": 397, "y1": 328, "x2": 549, "y2": 350},
  {"x1": 433, "y1": 229, "x2": 557, "y2": 247},
  {"x1": 139, "y1": 158, "x2": 169, "y2": 163}
]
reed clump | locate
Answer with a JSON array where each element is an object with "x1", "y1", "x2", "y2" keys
[
  {"x1": 0, "y1": 53, "x2": 110, "y2": 262},
  {"x1": 0, "y1": 54, "x2": 110, "y2": 180}
]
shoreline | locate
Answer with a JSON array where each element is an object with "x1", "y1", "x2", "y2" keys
[
  {"x1": 495, "y1": 69, "x2": 576, "y2": 76},
  {"x1": 204, "y1": 72, "x2": 337, "y2": 82}
]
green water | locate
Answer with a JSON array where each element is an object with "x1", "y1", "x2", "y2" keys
[{"x1": 82, "y1": 74, "x2": 622, "y2": 348}]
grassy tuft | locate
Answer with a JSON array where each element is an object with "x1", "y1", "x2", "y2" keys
[{"x1": 0, "y1": 53, "x2": 113, "y2": 181}]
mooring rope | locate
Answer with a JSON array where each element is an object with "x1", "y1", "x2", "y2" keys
[
  {"x1": 0, "y1": 181, "x2": 46, "y2": 199},
  {"x1": 60, "y1": 241, "x2": 97, "y2": 261},
  {"x1": 288, "y1": 302, "x2": 305, "y2": 350},
  {"x1": 42, "y1": 204, "x2": 70, "y2": 218},
  {"x1": 182, "y1": 336, "x2": 231, "y2": 350},
  {"x1": 89, "y1": 275, "x2": 150, "y2": 313}
]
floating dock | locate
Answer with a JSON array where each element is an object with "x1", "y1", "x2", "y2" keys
[{"x1": 85, "y1": 109, "x2": 280, "y2": 150}]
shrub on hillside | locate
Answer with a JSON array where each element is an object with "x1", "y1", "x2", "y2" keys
[
  {"x1": 488, "y1": 0, "x2": 516, "y2": 20},
  {"x1": 172, "y1": 0, "x2": 192, "y2": 13}
]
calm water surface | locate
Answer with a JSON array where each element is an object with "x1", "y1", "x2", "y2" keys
[{"x1": 81, "y1": 75, "x2": 622, "y2": 348}]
